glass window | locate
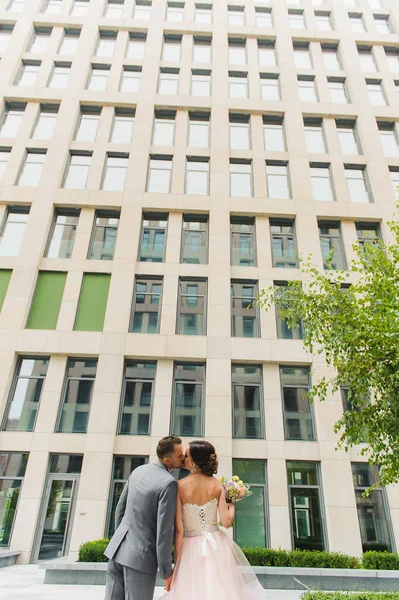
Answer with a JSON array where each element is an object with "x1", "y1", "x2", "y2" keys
[
  {"x1": 45, "y1": 209, "x2": 79, "y2": 259},
  {"x1": 18, "y1": 151, "x2": 45, "y2": 187},
  {"x1": 288, "y1": 10, "x2": 305, "y2": 29},
  {"x1": 29, "y1": 27, "x2": 51, "y2": 53},
  {"x1": 304, "y1": 119, "x2": 326, "y2": 153},
  {"x1": 263, "y1": 116, "x2": 285, "y2": 151},
  {"x1": 87, "y1": 65, "x2": 110, "y2": 91},
  {"x1": 158, "y1": 68, "x2": 179, "y2": 94},
  {"x1": 105, "y1": 0, "x2": 124, "y2": 18},
  {"x1": 111, "y1": 108, "x2": 134, "y2": 144},
  {"x1": 166, "y1": 2, "x2": 184, "y2": 21},
  {"x1": 126, "y1": 32, "x2": 146, "y2": 59},
  {"x1": 101, "y1": 154, "x2": 128, "y2": 192},
  {"x1": 287, "y1": 461, "x2": 325, "y2": 550},
  {"x1": 260, "y1": 73, "x2": 280, "y2": 100},
  {"x1": 147, "y1": 156, "x2": 172, "y2": 193},
  {"x1": 171, "y1": 363, "x2": 205, "y2": 437},
  {"x1": 96, "y1": 31, "x2": 117, "y2": 58},
  {"x1": 185, "y1": 158, "x2": 209, "y2": 195},
  {"x1": 133, "y1": 0, "x2": 151, "y2": 20},
  {"x1": 63, "y1": 153, "x2": 92, "y2": 189},
  {"x1": 0, "y1": 104, "x2": 25, "y2": 138},
  {"x1": 336, "y1": 120, "x2": 361, "y2": 155},
  {"x1": 374, "y1": 15, "x2": 392, "y2": 34},
  {"x1": 2, "y1": 357, "x2": 49, "y2": 431},
  {"x1": 191, "y1": 69, "x2": 211, "y2": 96},
  {"x1": 390, "y1": 167, "x2": 399, "y2": 198},
  {"x1": 74, "y1": 274, "x2": 111, "y2": 331},
  {"x1": 230, "y1": 160, "x2": 252, "y2": 197},
  {"x1": 177, "y1": 278, "x2": 207, "y2": 335},
  {"x1": 152, "y1": 110, "x2": 176, "y2": 146},
  {"x1": 310, "y1": 164, "x2": 334, "y2": 201},
  {"x1": 0, "y1": 25, "x2": 14, "y2": 52},
  {"x1": 195, "y1": 3, "x2": 212, "y2": 24},
  {"x1": 48, "y1": 63, "x2": 71, "y2": 89},
  {"x1": 355, "y1": 222, "x2": 381, "y2": 248},
  {"x1": 0, "y1": 270, "x2": 12, "y2": 311},
  {"x1": 181, "y1": 215, "x2": 208, "y2": 264},
  {"x1": 358, "y1": 47, "x2": 377, "y2": 72},
  {"x1": 298, "y1": 76, "x2": 318, "y2": 102},
  {"x1": 266, "y1": 162, "x2": 290, "y2": 199},
  {"x1": 231, "y1": 280, "x2": 259, "y2": 338},
  {"x1": 188, "y1": 112, "x2": 210, "y2": 148},
  {"x1": 293, "y1": 43, "x2": 312, "y2": 69},
  {"x1": 193, "y1": 37, "x2": 212, "y2": 63},
  {"x1": 17, "y1": 61, "x2": 40, "y2": 87},
  {"x1": 0, "y1": 149, "x2": 10, "y2": 181},
  {"x1": 120, "y1": 66, "x2": 142, "y2": 92},
  {"x1": 352, "y1": 463, "x2": 393, "y2": 552},
  {"x1": 26, "y1": 271, "x2": 66, "y2": 330},
  {"x1": 139, "y1": 213, "x2": 168, "y2": 262},
  {"x1": 318, "y1": 221, "x2": 346, "y2": 269},
  {"x1": 270, "y1": 218, "x2": 297, "y2": 268},
  {"x1": 228, "y1": 6, "x2": 245, "y2": 26},
  {"x1": 229, "y1": 71, "x2": 248, "y2": 98},
  {"x1": 162, "y1": 35, "x2": 182, "y2": 61},
  {"x1": 71, "y1": 0, "x2": 89, "y2": 15},
  {"x1": 345, "y1": 166, "x2": 371, "y2": 203},
  {"x1": 274, "y1": 283, "x2": 302, "y2": 338},
  {"x1": 322, "y1": 44, "x2": 341, "y2": 71},
  {"x1": 233, "y1": 459, "x2": 267, "y2": 548},
  {"x1": 315, "y1": 11, "x2": 332, "y2": 30},
  {"x1": 0, "y1": 453, "x2": 28, "y2": 547},
  {"x1": 0, "y1": 207, "x2": 29, "y2": 257},
  {"x1": 59, "y1": 29, "x2": 80, "y2": 55},
  {"x1": 75, "y1": 106, "x2": 101, "y2": 142},
  {"x1": 232, "y1": 365, "x2": 264, "y2": 439},
  {"x1": 32, "y1": 105, "x2": 58, "y2": 140},
  {"x1": 258, "y1": 40, "x2": 276, "y2": 67},
  {"x1": 349, "y1": 13, "x2": 366, "y2": 32},
  {"x1": 230, "y1": 114, "x2": 251, "y2": 150},
  {"x1": 107, "y1": 456, "x2": 148, "y2": 538},
  {"x1": 328, "y1": 78, "x2": 349, "y2": 103},
  {"x1": 119, "y1": 362, "x2": 156, "y2": 435},
  {"x1": 228, "y1": 39, "x2": 246, "y2": 65},
  {"x1": 366, "y1": 80, "x2": 386, "y2": 105},
  {"x1": 131, "y1": 276, "x2": 163, "y2": 332},
  {"x1": 8, "y1": 0, "x2": 25, "y2": 12},
  {"x1": 256, "y1": 8, "x2": 272, "y2": 27},
  {"x1": 89, "y1": 211, "x2": 120, "y2": 260},
  {"x1": 231, "y1": 216, "x2": 256, "y2": 267},
  {"x1": 57, "y1": 359, "x2": 97, "y2": 434},
  {"x1": 378, "y1": 122, "x2": 399, "y2": 157},
  {"x1": 43, "y1": 0, "x2": 62, "y2": 13},
  {"x1": 385, "y1": 48, "x2": 399, "y2": 74},
  {"x1": 281, "y1": 367, "x2": 314, "y2": 440}
]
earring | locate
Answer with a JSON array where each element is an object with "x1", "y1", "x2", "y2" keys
[{"x1": 190, "y1": 464, "x2": 198, "y2": 474}]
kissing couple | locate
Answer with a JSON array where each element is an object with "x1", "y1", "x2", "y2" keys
[{"x1": 104, "y1": 436, "x2": 264, "y2": 600}]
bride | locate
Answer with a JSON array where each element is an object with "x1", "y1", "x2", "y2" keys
[{"x1": 167, "y1": 440, "x2": 265, "y2": 599}]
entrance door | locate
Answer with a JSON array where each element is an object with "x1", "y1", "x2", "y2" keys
[{"x1": 34, "y1": 475, "x2": 79, "y2": 562}]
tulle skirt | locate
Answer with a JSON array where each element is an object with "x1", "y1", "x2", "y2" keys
[{"x1": 166, "y1": 530, "x2": 265, "y2": 600}]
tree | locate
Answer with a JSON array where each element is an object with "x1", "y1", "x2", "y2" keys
[{"x1": 257, "y1": 214, "x2": 399, "y2": 491}]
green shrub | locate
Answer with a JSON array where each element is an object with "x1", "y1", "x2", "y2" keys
[
  {"x1": 78, "y1": 538, "x2": 109, "y2": 563},
  {"x1": 362, "y1": 551, "x2": 399, "y2": 571},
  {"x1": 302, "y1": 593, "x2": 399, "y2": 600},
  {"x1": 241, "y1": 547, "x2": 361, "y2": 569}
]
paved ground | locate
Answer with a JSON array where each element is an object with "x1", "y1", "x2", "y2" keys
[{"x1": 0, "y1": 565, "x2": 305, "y2": 600}]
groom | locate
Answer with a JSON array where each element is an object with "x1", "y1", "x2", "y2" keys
[{"x1": 104, "y1": 436, "x2": 185, "y2": 600}]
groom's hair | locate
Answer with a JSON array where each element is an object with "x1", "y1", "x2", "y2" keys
[{"x1": 157, "y1": 436, "x2": 182, "y2": 460}]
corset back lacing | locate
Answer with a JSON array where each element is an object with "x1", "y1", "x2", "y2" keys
[{"x1": 183, "y1": 499, "x2": 219, "y2": 557}]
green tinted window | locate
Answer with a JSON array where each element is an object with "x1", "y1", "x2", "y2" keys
[
  {"x1": 26, "y1": 271, "x2": 66, "y2": 329},
  {"x1": 74, "y1": 273, "x2": 111, "y2": 331},
  {"x1": 233, "y1": 459, "x2": 266, "y2": 484},
  {"x1": 0, "y1": 270, "x2": 12, "y2": 311}
]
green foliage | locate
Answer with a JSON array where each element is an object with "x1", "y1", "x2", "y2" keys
[
  {"x1": 78, "y1": 538, "x2": 109, "y2": 562},
  {"x1": 257, "y1": 210, "x2": 399, "y2": 490},
  {"x1": 241, "y1": 548, "x2": 361, "y2": 569},
  {"x1": 362, "y1": 551, "x2": 399, "y2": 571},
  {"x1": 302, "y1": 593, "x2": 399, "y2": 600}
]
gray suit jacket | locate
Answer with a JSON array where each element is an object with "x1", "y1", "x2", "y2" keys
[{"x1": 104, "y1": 462, "x2": 177, "y2": 579}]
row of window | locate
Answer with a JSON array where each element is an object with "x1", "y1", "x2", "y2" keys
[{"x1": 0, "y1": 451, "x2": 394, "y2": 554}]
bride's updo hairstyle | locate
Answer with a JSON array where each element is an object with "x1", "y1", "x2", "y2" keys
[{"x1": 189, "y1": 440, "x2": 219, "y2": 476}]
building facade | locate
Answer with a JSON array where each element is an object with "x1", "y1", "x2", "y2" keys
[{"x1": 0, "y1": 0, "x2": 398, "y2": 564}]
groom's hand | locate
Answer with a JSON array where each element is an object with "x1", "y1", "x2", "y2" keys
[{"x1": 164, "y1": 575, "x2": 173, "y2": 591}]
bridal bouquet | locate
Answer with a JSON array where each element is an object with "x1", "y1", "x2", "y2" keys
[{"x1": 220, "y1": 475, "x2": 253, "y2": 504}]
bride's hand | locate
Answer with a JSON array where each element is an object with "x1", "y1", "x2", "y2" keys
[{"x1": 164, "y1": 574, "x2": 173, "y2": 591}]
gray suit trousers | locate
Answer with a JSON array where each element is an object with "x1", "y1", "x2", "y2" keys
[{"x1": 105, "y1": 559, "x2": 157, "y2": 600}]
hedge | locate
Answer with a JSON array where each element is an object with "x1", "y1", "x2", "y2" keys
[
  {"x1": 302, "y1": 594, "x2": 399, "y2": 600},
  {"x1": 78, "y1": 540, "x2": 399, "y2": 571}
]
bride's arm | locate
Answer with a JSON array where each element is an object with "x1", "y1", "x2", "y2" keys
[
  {"x1": 218, "y1": 486, "x2": 235, "y2": 528},
  {"x1": 174, "y1": 491, "x2": 184, "y2": 562}
]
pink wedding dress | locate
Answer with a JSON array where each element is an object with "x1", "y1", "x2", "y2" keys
[{"x1": 167, "y1": 498, "x2": 265, "y2": 600}]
